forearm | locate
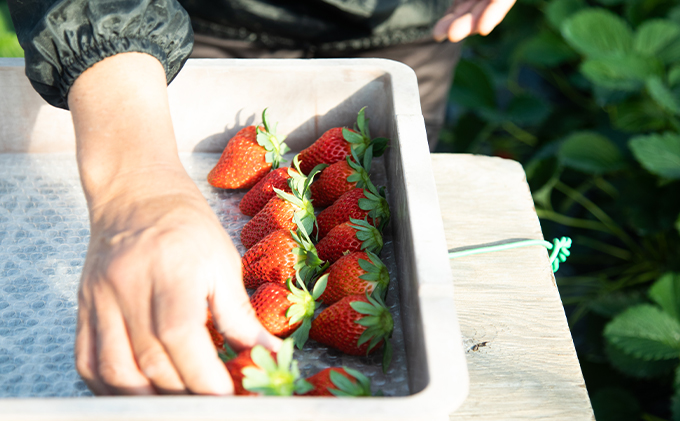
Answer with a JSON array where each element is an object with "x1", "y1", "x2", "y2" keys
[{"x1": 68, "y1": 53, "x2": 205, "y2": 223}]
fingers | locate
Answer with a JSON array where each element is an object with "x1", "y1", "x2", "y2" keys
[
  {"x1": 432, "y1": 0, "x2": 477, "y2": 41},
  {"x1": 123, "y1": 302, "x2": 187, "y2": 394},
  {"x1": 153, "y1": 280, "x2": 235, "y2": 395},
  {"x1": 209, "y1": 268, "x2": 282, "y2": 353},
  {"x1": 74, "y1": 297, "x2": 109, "y2": 396},
  {"x1": 433, "y1": 0, "x2": 515, "y2": 42},
  {"x1": 94, "y1": 295, "x2": 156, "y2": 395},
  {"x1": 477, "y1": 0, "x2": 517, "y2": 35}
]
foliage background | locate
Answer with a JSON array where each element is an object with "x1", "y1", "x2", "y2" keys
[
  {"x1": 2, "y1": 0, "x2": 680, "y2": 418},
  {"x1": 436, "y1": 0, "x2": 680, "y2": 419}
]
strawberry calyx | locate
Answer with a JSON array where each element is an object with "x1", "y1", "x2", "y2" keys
[
  {"x1": 286, "y1": 273, "x2": 328, "y2": 349},
  {"x1": 242, "y1": 338, "x2": 313, "y2": 396},
  {"x1": 328, "y1": 367, "x2": 372, "y2": 397},
  {"x1": 290, "y1": 214, "x2": 327, "y2": 282},
  {"x1": 358, "y1": 250, "x2": 390, "y2": 301},
  {"x1": 342, "y1": 107, "x2": 389, "y2": 159},
  {"x1": 350, "y1": 293, "x2": 394, "y2": 373},
  {"x1": 345, "y1": 145, "x2": 373, "y2": 190},
  {"x1": 256, "y1": 108, "x2": 291, "y2": 169},
  {"x1": 348, "y1": 217, "x2": 384, "y2": 255},
  {"x1": 275, "y1": 155, "x2": 327, "y2": 236},
  {"x1": 217, "y1": 341, "x2": 238, "y2": 363},
  {"x1": 359, "y1": 182, "x2": 390, "y2": 232}
]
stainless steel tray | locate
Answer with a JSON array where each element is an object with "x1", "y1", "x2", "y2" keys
[{"x1": 0, "y1": 58, "x2": 469, "y2": 420}]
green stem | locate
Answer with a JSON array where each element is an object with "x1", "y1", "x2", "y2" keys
[
  {"x1": 501, "y1": 121, "x2": 538, "y2": 146},
  {"x1": 536, "y1": 208, "x2": 610, "y2": 232},
  {"x1": 575, "y1": 236, "x2": 632, "y2": 260},
  {"x1": 554, "y1": 181, "x2": 643, "y2": 255}
]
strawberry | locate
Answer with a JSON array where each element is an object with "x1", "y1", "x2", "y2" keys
[
  {"x1": 310, "y1": 145, "x2": 373, "y2": 208},
  {"x1": 298, "y1": 107, "x2": 388, "y2": 175},
  {"x1": 309, "y1": 293, "x2": 394, "y2": 371},
  {"x1": 302, "y1": 367, "x2": 372, "y2": 396},
  {"x1": 206, "y1": 309, "x2": 224, "y2": 350},
  {"x1": 320, "y1": 251, "x2": 390, "y2": 305},
  {"x1": 206, "y1": 310, "x2": 238, "y2": 362},
  {"x1": 239, "y1": 167, "x2": 293, "y2": 216},
  {"x1": 316, "y1": 181, "x2": 390, "y2": 240},
  {"x1": 250, "y1": 274, "x2": 328, "y2": 348},
  {"x1": 240, "y1": 156, "x2": 325, "y2": 249},
  {"x1": 242, "y1": 227, "x2": 325, "y2": 289},
  {"x1": 208, "y1": 109, "x2": 290, "y2": 189},
  {"x1": 224, "y1": 338, "x2": 312, "y2": 396},
  {"x1": 316, "y1": 218, "x2": 383, "y2": 264}
]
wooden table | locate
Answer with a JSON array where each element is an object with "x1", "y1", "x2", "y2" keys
[{"x1": 431, "y1": 154, "x2": 595, "y2": 420}]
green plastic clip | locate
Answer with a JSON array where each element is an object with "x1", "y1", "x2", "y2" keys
[{"x1": 448, "y1": 237, "x2": 572, "y2": 273}]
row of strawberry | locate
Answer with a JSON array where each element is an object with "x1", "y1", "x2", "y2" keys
[{"x1": 205, "y1": 108, "x2": 394, "y2": 397}]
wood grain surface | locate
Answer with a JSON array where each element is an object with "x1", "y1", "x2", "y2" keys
[{"x1": 431, "y1": 154, "x2": 595, "y2": 420}]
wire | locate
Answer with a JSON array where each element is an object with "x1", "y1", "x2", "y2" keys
[{"x1": 448, "y1": 237, "x2": 572, "y2": 273}]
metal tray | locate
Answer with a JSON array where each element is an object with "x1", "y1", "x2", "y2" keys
[{"x1": 0, "y1": 58, "x2": 469, "y2": 420}]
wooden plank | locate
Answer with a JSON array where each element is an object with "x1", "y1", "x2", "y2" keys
[{"x1": 431, "y1": 154, "x2": 594, "y2": 420}]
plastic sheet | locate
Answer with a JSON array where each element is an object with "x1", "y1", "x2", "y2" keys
[{"x1": 0, "y1": 153, "x2": 408, "y2": 398}]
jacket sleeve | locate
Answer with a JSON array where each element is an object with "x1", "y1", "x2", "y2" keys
[{"x1": 8, "y1": 0, "x2": 193, "y2": 109}]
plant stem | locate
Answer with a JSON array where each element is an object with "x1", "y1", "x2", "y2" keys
[
  {"x1": 536, "y1": 208, "x2": 610, "y2": 232},
  {"x1": 554, "y1": 181, "x2": 643, "y2": 255}
]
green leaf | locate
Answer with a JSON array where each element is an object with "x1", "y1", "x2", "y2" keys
[
  {"x1": 559, "y1": 131, "x2": 626, "y2": 174},
  {"x1": 450, "y1": 59, "x2": 496, "y2": 110},
  {"x1": 673, "y1": 389, "x2": 680, "y2": 421},
  {"x1": 605, "y1": 341, "x2": 678, "y2": 378},
  {"x1": 633, "y1": 19, "x2": 680, "y2": 62},
  {"x1": 649, "y1": 273, "x2": 680, "y2": 322},
  {"x1": 0, "y1": 34, "x2": 23, "y2": 58},
  {"x1": 517, "y1": 31, "x2": 578, "y2": 68},
  {"x1": 250, "y1": 345, "x2": 278, "y2": 372},
  {"x1": 610, "y1": 98, "x2": 668, "y2": 132},
  {"x1": 604, "y1": 304, "x2": 680, "y2": 360},
  {"x1": 591, "y1": 388, "x2": 641, "y2": 421},
  {"x1": 646, "y1": 77, "x2": 680, "y2": 115},
  {"x1": 561, "y1": 9, "x2": 633, "y2": 58},
  {"x1": 588, "y1": 291, "x2": 646, "y2": 317},
  {"x1": 676, "y1": 212, "x2": 680, "y2": 236},
  {"x1": 629, "y1": 132, "x2": 680, "y2": 179},
  {"x1": 593, "y1": 0, "x2": 625, "y2": 5},
  {"x1": 670, "y1": 64, "x2": 680, "y2": 88},
  {"x1": 506, "y1": 94, "x2": 552, "y2": 126},
  {"x1": 580, "y1": 55, "x2": 663, "y2": 91},
  {"x1": 546, "y1": 0, "x2": 587, "y2": 31}
]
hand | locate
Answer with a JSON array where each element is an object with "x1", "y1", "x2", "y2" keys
[
  {"x1": 68, "y1": 53, "x2": 281, "y2": 395},
  {"x1": 433, "y1": 0, "x2": 516, "y2": 43}
]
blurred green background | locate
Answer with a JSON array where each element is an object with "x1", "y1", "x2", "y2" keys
[{"x1": 2, "y1": 0, "x2": 680, "y2": 419}]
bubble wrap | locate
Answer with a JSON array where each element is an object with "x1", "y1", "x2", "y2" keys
[{"x1": 0, "y1": 153, "x2": 409, "y2": 397}]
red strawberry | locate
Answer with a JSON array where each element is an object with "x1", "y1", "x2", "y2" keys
[
  {"x1": 310, "y1": 146, "x2": 373, "y2": 208},
  {"x1": 206, "y1": 310, "x2": 224, "y2": 350},
  {"x1": 208, "y1": 109, "x2": 290, "y2": 189},
  {"x1": 320, "y1": 251, "x2": 390, "y2": 305},
  {"x1": 250, "y1": 274, "x2": 328, "y2": 348},
  {"x1": 224, "y1": 338, "x2": 312, "y2": 396},
  {"x1": 240, "y1": 156, "x2": 325, "y2": 249},
  {"x1": 206, "y1": 310, "x2": 238, "y2": 362},
  {"x1": 241, "y1": 228, "x2": 324, "y2": 289},
  {"x1": 316, "y1": 182, "x2": 389, "y2": 240},
  {"x1": 239, "y1": 167, "x2": 293, "y2": 216},
  {"x1": 298, "y1": 107, "x2": 388, "y2": 175},
  {"x1": 310, "y1": 293, "x2": 394, "y2": 371},
  {"x1": 302, "y1": 367, "x2": 372, "y2": 396},
  {"x1": 316, "y1": 218, "x2": 383, "y2": 264}
]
